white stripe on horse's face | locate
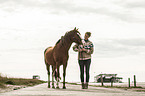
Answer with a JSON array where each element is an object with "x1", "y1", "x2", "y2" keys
[
  {"x1": 77, "y1": 32, "x2": 84, "y2": 44},
  {"x1": 77, "y1": 32, "x2": 82, "y2": 40}
]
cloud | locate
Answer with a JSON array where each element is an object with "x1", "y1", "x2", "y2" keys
[
  {"x1": 123, "y1": 0, "x2": 145, "y2": 8},
  {"x1": 95, "y1": 38, "x2": 145, "y2": 58},
  {"x1": 115, "y1": 38, "x2": 145, "y2": 47},
  {"x1": 1, "y1": 0, "x2": 145, "y2": 23}
]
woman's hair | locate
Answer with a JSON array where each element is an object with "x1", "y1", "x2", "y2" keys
[{"x1": 85, "y1": 32, "x2": 91, "y2": 37}]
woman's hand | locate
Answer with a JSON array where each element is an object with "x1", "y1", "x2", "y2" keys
[
  {"x1": 82, "y1": 48, "x2": 87, "y2": 52},
  {"x1": 79, "y1": 49, "x2": 83, "y2": 52}
]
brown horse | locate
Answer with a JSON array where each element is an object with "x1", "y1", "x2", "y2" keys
[{"x1": 44, "y1": 27, "x2": 82, "y2": 89}]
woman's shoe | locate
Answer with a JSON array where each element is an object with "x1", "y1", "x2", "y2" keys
[
  {"x1": 84, "y1": 82, "x2": 88, "y2": 89},
  {"x1": 82, "y1": 82, "x2": 85, "y2": 89}
]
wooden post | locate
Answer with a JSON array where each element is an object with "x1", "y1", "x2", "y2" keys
[
  {"x1": 134, "y1": 75, "x2": 136, "y2": 88},
  {"x1": 128, "y1": 78, "x2": 130, "y2": 88},
  {"x1": 101, "y1": 75, "x2": 104, "y2": 86},
  {"x1": 111, "y1": 79, "x2": 113, "y2": 87}
]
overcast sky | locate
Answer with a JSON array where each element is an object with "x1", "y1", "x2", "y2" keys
[
  {"x1": 1, "y1": 0, "x2": 145, "y2": 57},
  {"x1": 0, "y1": 0, "x2": 145, "y2": 82},
  {"x1": 1, "y1": 0, "x2": 145, "y2": 38}
]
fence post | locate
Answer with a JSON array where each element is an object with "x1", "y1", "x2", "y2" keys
[
  {"x1": 101, "y1": 75, "x2": 104, "y2": 86},
  {"x1": 128, "y1": 78, "x2": 130, "y2": 88},
  {"x1": 111, "y1": 79, "x2": 113, "y2": 87},
  {"x1": 134, "y1": 75, "x2": 136, "y2": 88}
]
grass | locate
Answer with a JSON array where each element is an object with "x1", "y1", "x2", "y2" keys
[
  {"x1": 89, "y1": 85, "x2": 143, "y2": 89},
  {"x1": 66, "y1": 82, "x2": 145, "y2": 90},
  {"x1": 0, "y1": 82, "x2": 6, "y2": 88},
  {"x1": 0, "y1": 74, "x2": 46, "y2": 89}
]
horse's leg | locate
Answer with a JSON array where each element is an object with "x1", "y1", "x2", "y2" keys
[
  {"x1": 56, "y1": 64, "x2": 60, "y2": 89},
  {"x1": 52, "y1": 66, "x2": 55, "y2": 88},
  {"x1": 63, "y1": 63, "x2": 67, "y2": 89},
  {"x1": 46, "y1": 64, "x2": 50, "y2": 88}
]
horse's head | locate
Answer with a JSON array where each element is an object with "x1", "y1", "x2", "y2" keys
[{"x1": 71, "y1": 27, "x2": 82, "y2": 45}]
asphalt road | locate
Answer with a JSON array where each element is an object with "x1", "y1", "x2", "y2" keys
[{"x1": 0, "y1": 83, "x2": 145, "y2": 96}]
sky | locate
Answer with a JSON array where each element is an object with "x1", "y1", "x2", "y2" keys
[{"x1": 0, "y1": 0, "x2": 145, "y2": 82}]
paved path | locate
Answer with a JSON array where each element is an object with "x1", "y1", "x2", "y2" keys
[{"x1": 0, "y1": 83, "x2": 145, "y2": 96}]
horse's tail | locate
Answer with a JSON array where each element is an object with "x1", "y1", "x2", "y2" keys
[
  {"x1": 44, "y1": 48, "x2": 47, "y2": 55},
  {"x1": 44, "y1": 47, "x2": 52, "y2": 55},
  {"x1": 54, "y1": 70, "x2": 57, "y2": 80},
  {"x1": 44, "y1": 48, "x2": 48, "y2": 64},
  {"x1": 53, "y1": 68, "x2": 61, "y2": 81},
  {"x1": 44, "y1": 47, "x2": 52, "y2": 63}
]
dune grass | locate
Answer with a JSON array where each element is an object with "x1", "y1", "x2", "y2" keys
[
  {"x1": 66, "y1": 82, "x2": 144, "y2": 90},
  {"x1": 0, "y1": 74, "x2": 46, "y2": 88}
]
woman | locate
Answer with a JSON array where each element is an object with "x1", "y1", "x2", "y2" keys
[{"x1": 73, "y1": 32, "x2": 94, "y2": 89}]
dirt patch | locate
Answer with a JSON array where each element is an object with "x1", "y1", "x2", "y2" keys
[{"x1": 0, "y1": 85, "x2": 27, "y2": 93}]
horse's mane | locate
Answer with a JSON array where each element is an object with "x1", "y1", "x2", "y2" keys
[
  {"x1": 55, "y1": 36, "x2": 63, "y2": 45},
  {"x1": 55, "y1": 31, "x2": 73, "y2": 46}
]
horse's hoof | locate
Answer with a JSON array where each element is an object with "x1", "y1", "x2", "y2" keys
[
  {"x1": 63, "y1": 86, "x2": 66, "y2": 89},
  {"x1": 52, "y1": 86, "x2": 55, "y2": 89},
  {"x1": 56, "y1": 87, "x2": 60, "y2": 89},
  {"x1": 48, "y1": 86, "x2": 50, "y2": 88}
]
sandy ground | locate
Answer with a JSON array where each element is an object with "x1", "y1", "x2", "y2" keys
[{"x1": 0, "y1": 83, "x2": 145, "y2": 96}]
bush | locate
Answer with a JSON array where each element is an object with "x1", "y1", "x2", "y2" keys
[
  {"x1": 0, "y1": 74, "x2": 46, "y2": 88},
  {"x1": 0, "y1": 83, "x2": 6, "y2": 88}
]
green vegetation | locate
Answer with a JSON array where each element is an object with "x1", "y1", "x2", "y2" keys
[
  {"x1": 0, "y1": 74, "x2": 46, "y2": 89},
  {"x1": 67, "y1": 82, "x2": 145, "y2": 91},
  {"x1": 89, "y1": 85, "x2": 143, "y2": 89}
]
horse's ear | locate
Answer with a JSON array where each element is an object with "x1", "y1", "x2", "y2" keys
[
  {"x1": 76, "y1": 28, "x2": 79, "y2": 30},
  {"x1": 74, "y1": 27, "x2": 76, "y2": 30}
]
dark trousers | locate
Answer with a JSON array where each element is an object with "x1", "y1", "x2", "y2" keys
[{"x1": 79, "y1": 59, "x2": 91, "y2": 83}]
